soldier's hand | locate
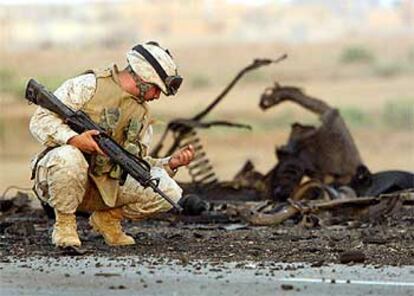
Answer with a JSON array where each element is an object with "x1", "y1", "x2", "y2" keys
[
  {"x1": 168, "y1": 144, "x2": 195, "y2": 170},
  {"x1": 67, "y1": 130, "x2": 105, "y2": 155}
]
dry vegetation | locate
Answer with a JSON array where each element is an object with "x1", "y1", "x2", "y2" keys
[{"x1": 0, "y1": 36, "x2": 413, "y2": 192}]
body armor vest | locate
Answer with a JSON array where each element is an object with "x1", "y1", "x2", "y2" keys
[{"x1": 82, "y1": 65, "x2": 151, "y2": 207}]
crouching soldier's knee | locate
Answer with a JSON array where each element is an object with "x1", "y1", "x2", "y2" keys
[
  {"x1": 33, "y1": 145, "x2": 89, "y2": 214},
  {"x1": 119, "y1": 167, "x2": 183, "y2": 220}
]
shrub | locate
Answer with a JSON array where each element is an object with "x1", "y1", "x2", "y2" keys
[
  {"x1": 39, "y1": 76, "x2": 66, "y2": 92},
  {"x1": 190, "y1": 74, "x2": 210, "y2": 89},
  {"x1": 382, "y1": 99, "x2": 414, "y2": 130},
  {"x1": 340, "y1": 107, "x2": 372, "y2": 127},
  {"x1": 244, "y1": 71, "x2": 267, "y2": 83},
  {"x1": 340, "y1": 46, "x2": 375, "y2": 64},
  {"x1": 407, "y1": 48, "x2": 414, "y2": 63},
  {"x1": 373, "y1": 63, "x2": 404, "y2": 78},
  {"x1": 0, "y1": 68, "x2": 25, "y2": 98}
]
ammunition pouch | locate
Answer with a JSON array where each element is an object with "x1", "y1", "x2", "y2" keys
[
  {"x1": 90, "y1": 107, "x2": 121, "y2": 179},
  {"x1": 89, "y1": 110, "x2": 143, "y2": 183}
]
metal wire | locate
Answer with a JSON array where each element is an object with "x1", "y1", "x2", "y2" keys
[{"x1": 1, "y1": 185, "x2": 34, "y2": 199}]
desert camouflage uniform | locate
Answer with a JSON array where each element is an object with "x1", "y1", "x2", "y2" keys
[{"x1": 30, "y1": 66, "x2": 182, "y2": 220}]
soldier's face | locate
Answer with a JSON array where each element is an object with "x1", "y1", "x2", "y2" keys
[
  {"x1": 143, "y1": 85, "x2": 161, "y2": 101},
  {"x1": 125, "y1": 68, "x2": 162, "y2": 101}
]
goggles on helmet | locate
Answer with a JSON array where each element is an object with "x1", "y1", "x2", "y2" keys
[{"x1": 132, "y1": 44, "x2": 183, "y2": 96}]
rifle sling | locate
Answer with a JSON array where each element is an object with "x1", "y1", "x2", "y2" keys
[{"x1": 30, "y1": 146, "x2": 57, "y2": 180}]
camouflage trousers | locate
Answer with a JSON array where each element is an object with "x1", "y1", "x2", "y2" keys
[{"x1": 32, "y1": 145, "x2": 182, "y2": 220}]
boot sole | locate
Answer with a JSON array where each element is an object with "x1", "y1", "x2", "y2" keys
[
  {"x1": 52, "y1": 236, "x2": 81, "y2": 247},
  {"x1": 52, "y1": 230, "x2": 81, "y2": 247}
]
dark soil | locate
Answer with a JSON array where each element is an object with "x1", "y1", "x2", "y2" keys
[{"x1": 1, "y1": 195, "x2": 413, "y2": 267}]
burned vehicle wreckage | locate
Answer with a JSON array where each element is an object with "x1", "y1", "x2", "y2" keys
[
  {"x1": 149, "y1": 56, "x2": 414, "y2": 226},
  {"x1": 28, "y1": 56, "x2": 414, "y2": 226}
]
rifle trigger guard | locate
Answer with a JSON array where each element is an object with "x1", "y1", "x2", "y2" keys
[{"x1": 147, "y1": 177, "x2": 160, "y2": 188}]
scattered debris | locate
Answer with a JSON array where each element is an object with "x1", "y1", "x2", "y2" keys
[
  {"x1": 281, "y1": 284, "x2": 295, "y2": 290},
  {"x1": 350, "y1": 165, "x2": 414, "y2": 196},
  {"x1": 0, "y1": 191, "x2": 32, "y2": 214},
  {"x1": 339, "y1": 250, "x2": 366, "y2": 264},
  {"x1": 94, "y1": 273, "x2": 121, "y2": 277},
  {"x1": 108, "y1": 285, "x2": 127, "y2": 290},
  {"x1": 238, "y1": 190, "x2": 408, "y2": 226},
  {"x1": 219, "y1": 223, "x2": 249, "y2": 231},
  {"x1": 57, "y1": 246, "x2": 89, "y2": 256},
  {"x1": 1, "y1": 193, "x2": 413, "y2": 265}
]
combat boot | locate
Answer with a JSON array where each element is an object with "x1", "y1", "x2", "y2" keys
[
  {"x1": 52, "y1": 210, "x2": 81, "y2": 247},
  {"x1": 89, "y1": 208, "x2": 135, "y2": 246}
]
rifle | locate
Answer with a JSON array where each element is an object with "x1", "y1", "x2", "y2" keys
[{"x1": 25, "y1": 79, "x2": 183, "y2": 212}]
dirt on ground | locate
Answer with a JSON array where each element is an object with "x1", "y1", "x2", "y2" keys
[{"x1": 1, "y1": 194, "x2": 413, "y2": 268}]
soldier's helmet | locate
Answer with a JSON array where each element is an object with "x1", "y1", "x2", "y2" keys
[{"x1": 126, "y1": 41, "x2": 183, "y2": 96}]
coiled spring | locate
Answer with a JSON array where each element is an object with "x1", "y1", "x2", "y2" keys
[{"x1": 179, "y1": 129, "x2": 218, "y2": 188}]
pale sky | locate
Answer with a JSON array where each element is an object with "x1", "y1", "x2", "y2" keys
[
  {"x1": 0, "y1": 0, "x2": 401, "y2": 6},
  {"x1": 0, "y1": 0, "x2": 121, "y2": 4}
]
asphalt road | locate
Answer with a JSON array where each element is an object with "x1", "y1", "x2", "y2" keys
[{"x1": 1, "y1": 256, "x2": 413, "y2": 296}]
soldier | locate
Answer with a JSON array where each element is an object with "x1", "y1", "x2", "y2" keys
[{"x1": 30, "y1": 42, "x2": 195, "y2": 247}]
